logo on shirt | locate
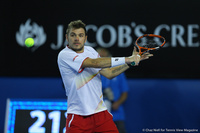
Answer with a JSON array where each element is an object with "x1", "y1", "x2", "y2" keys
[{"x1": 115, "y1": 58, "x2": 119, "y2": 61}]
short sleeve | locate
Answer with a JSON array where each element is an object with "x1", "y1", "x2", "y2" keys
[{"x1": 58, "y1": 50, "x2": 88, "y2": 73}]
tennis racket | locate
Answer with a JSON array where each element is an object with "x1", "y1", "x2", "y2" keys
[
  {"x1": 130, "y1": 34, "x2": 166, "y2": 66},
  {"x1": 135, "y1": 34, "x2": 166, "y2": 55}
]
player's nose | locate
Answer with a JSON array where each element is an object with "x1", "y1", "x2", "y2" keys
[{"x1": 75, "y1": 36, "x2": 79, "y2": 40}]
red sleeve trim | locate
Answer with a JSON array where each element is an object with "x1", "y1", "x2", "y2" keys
[
  {"x1": 73, "y1": 55, "x2": 79, "y2": 61},
  {"x1": 78, "y1": 57, "x2": 89, "y2": 73}
]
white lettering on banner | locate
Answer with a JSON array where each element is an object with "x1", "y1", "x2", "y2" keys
[
  {"x1": 154, "y1": 24, "x2": 170, "y2": 47},
  {"x1": 118, "y1": 25, "x2": 132, "y2": 47},
  {"x1": 51, "y1": 25, "x2": 64, "y2": 50},
  {"x1": 85, "y1": 25, "x2": 98, "y2": 47},
  {"x1": 171, "y1": 25, "x2": 185, "y2": 47},
  {"x1": 16, "y1": 20, "x2": 200, "y2": 52},
  {"x1": 96, "y1": 25, "x2": 117, "y2": 47},
  {"x1": 188, "y1": 24, "x2": 199, "y2": 47},
  {"x1": 86, "y1": 23, "x2": 199, "y2": 48},
  {"x1": 134, "y1": 24, "x2": 147, "y2": 38}
]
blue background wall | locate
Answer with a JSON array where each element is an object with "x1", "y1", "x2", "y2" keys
[
  {"x1": 1, "y1": 77, "x2": 200, "y2": 133},
  {"x1": 125, "y1": 79, "x2": 200, "y2": 133}
]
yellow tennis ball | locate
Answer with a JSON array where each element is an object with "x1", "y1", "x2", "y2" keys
[{"x1": 25, "y1": 38, "x2": 34, "y2": 47}]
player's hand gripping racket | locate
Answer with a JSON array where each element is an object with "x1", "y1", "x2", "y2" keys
[{"x1": 131, "y1": 34, "x2": 166, "y2": 66}]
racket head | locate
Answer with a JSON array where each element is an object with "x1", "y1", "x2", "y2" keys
[{"x1": 135, "y1": 34, "x2": 166, "y2": 55}]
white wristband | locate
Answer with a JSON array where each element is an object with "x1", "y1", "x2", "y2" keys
[{"x1": 111, "y1": 57, "x2": 125, "y2": 67}]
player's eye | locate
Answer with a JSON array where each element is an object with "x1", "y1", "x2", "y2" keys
[
  {"x1": 70, "y1": 34, "x2": 75, "y2": 37},
  {"x1": 79, "y1": 34, "x2": 84, "y2": 37}
]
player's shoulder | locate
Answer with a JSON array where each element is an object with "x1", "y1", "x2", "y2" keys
[
  {"x1": 61, "y1": 46, "x2": 75, "y2": 53},
  {"x1": 58, "y1": 46, "x2": 74, "y2": 58},
  {"x1": 84, "y1": 46, "x2": 99, "y2": 57},
  {"x1": 84, "y1": 46, "x2": 97, "y2": 52}
]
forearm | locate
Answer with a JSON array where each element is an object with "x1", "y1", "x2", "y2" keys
[
  {"x1": 82, "y1": 57, "x2": 111, "y2": 68},
  {"x1": 100, "y1": 64, "x2": 129, "y2": 79},
  {"x1": 83, "y1": 57, "x2": 132, "y2": 68},
  {"x1": 110, "y1": 64, "x2": 129, "y2": 78},
  {"x1": 92, "y1": 57, "x2": 112, "y2": 68}
]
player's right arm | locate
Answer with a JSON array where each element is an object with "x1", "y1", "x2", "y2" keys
[
  {"x1": 82, "y1": 47, "x2": 152, "y2": 68},
  {"x1": 82, "y1": 57, "x2": 112, "y2": 68},
  {"x1": 82, "y1": 58, "x2": 130, "y2": 79},
  {"x1": 82, "y1": 57, "x2": 137, "y2": 68}
]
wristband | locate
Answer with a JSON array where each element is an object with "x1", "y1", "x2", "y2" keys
[{"x1": 111, "y1": 57, "x2": 125, "y2": 67}]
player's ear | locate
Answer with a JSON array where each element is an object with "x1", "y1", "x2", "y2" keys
[
  {"x1": 84, "y1": 35, "x2": 87, "y2": 43},
  {"x1": 66, "y1": 34, "x2": 69, "y2": 41}
]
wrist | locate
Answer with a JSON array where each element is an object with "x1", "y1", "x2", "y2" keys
[
  {"x1": 125, "y1": 57, "x2": 135, "y2": 66},
  {"x1": 125, "y1": 57, "x2": 131, "y2": 64}
]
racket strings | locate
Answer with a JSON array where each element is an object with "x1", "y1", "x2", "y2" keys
[{"x1": 137, "y1": 37, "x2": 163, "y2": 48}]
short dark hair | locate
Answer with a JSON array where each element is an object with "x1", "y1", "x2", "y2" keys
[{"x1": 66, "y1": 20, "x2": 87, "y2": 35}]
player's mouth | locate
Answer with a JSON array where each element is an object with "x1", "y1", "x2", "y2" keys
[{"x1": 73, "y1": 42, "x2": 81, "y2": 45}]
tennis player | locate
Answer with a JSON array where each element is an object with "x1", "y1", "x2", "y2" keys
[{"x1": 57, "y1": 20, "x2": 153, "y2": 133}]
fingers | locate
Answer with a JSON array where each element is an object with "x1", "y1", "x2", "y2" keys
[
  {"x1": 143, "y1": 54, "x2": 153, "y2": 58},
  {"x1": 130, "y1": 47, "x2": 153, "y2": 66},
  {"x1": 132, "y1": 46, "x2": 138, "y2": 55},
  {"x1": 141, "y1": 53, "x2": 153, "y2": 60},
  {"x1": 134, "y1": 46, "x2": 137, "y2": 53},
  {"x1": 144, "y1": 52, "x2": 153, "y2": 57}
]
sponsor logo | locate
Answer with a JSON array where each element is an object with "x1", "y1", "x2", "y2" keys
[
  {"x1": 16, "y1": 20, "x2": 200, "y2": 52},
  {"x1": 16, "y1": 19, "x2": 47, "y2": 52}
]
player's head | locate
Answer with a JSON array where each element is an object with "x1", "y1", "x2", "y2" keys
[
  {"x1": 66, "y1": 20, "x2": 87, "y2": 35},
  {"x1": 66, "y1": 20, "x2": 87, "y2": 53}
]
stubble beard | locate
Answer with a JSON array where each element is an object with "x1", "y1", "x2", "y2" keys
[{"x1": 71, "y1": 44, "x2": 84, "y2": 52}]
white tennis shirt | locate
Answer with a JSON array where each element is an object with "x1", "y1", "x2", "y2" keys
[{"x1": 57, "y1": 46, "x2": 107, "y2": 115}]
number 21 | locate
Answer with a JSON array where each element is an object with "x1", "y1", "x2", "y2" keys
[{"x1": 28, "y1": 110, "x2": 62, "y2": 133}]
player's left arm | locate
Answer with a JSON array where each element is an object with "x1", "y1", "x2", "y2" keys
[{"x1": 99, "y1": 64, "x2": 129, "y2": 79}]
